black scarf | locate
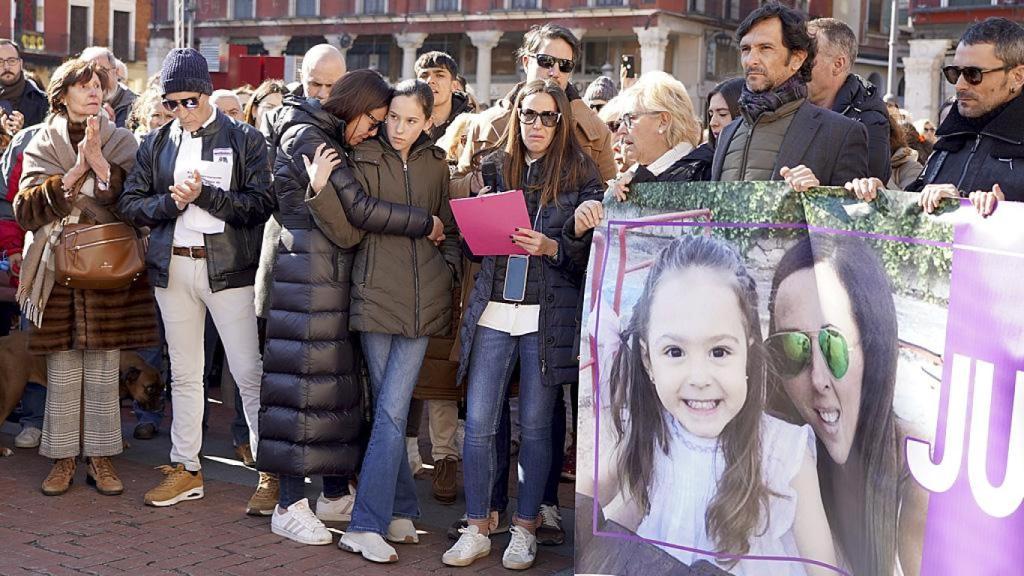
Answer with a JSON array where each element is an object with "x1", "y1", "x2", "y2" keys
[
  {"x1": 0, "y1": 72, "x2": 27, "y2": 104},
  {"x1": 739, "y1": 74, "x2": 807, "y2": 122}
]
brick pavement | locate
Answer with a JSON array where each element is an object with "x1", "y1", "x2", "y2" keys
[{"x1": 0, "y1": 400, "x2": 574, "y2": 576}]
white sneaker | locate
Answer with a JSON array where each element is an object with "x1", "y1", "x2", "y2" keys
[
  {"x1": 338, "y1": 530, "x2": 398, "y2": 563},
  {"x1": 271, "y1": 499, "x2": 332, "y2": 546},
  {"x1": 502, "y1": 525, "x2": 537, "y2": 570},
  {"x1": 316, "y1": 493, "x2": 356, "y2": 522},
  {"x1": 406, "y1": 437, "x2": 424, "y2": 476},
  {"x1": 14, "y1": 427, "x2": 41, "y2": 448},
  {"x1": 385, "y1": 517, "x2": 418, "y2": 544},
  {"x1": 442, "y1": 524, "x2": 491, "y2": 567}
]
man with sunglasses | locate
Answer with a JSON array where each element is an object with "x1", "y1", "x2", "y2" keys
[
  {"x1": 847, "y1": 18, "x2": 1024, "y2": 217},
  {"x1": 452, "y1": 24, "x2": 614, "y2": 199},
  {"x1": 119, "y1": 48, "x2": 275, "y2": 512},
  {"x1": 711, "y1": 4, "x2": 869, "y2": 190}
]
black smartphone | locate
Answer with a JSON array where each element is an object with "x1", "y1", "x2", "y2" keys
[
  {"x1": 503, "y1": 255, "x2": 529, "y2": 302},
  {"x1": 621, "y1": 54, "x2": 636, "y2": 79}
]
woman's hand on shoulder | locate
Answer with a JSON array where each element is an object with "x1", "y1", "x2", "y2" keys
[{"x1": 303, "y1": 142, "x2": 342, "y2": 194}]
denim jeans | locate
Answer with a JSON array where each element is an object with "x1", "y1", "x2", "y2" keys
[
  {"x1": 348, "y1": 332, "x2": 430, "y2": 535},
  {"x1": 279, "y1": 474, "x2": 350, "y2": 508},
  {"x1": 464, "y1": 326, "x2": 558, "y2": 522},
  {"x1": 19, "y1": 383, "x2": 46, "y2": 429},
  {"x1": 543, "y1": 384, "x2": 566, "y2": 506}
]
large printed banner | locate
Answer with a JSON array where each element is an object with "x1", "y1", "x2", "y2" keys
[{"x1": 574, "y1": 182, "x2": 1024, "y2": 576}]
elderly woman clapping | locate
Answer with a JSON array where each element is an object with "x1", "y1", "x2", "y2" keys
[{"x1": 13, "y1": 58, "x2": 158, "y2": 497}]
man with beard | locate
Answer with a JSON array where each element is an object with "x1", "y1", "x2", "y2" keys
[
  {"x1": 0, "y1": 40, "x2": 47, "y2": 135},
  {"x1": 711, "y1": 3, "x2": 869, "y2": 190},
  {"x1": 80, "y1": 46, "x2": 137, "y2": 128},
  {"x1": 847, "y1": 18, "x2": 1024, "y2": 217}
]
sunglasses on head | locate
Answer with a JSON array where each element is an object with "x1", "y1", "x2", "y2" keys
[
  {"x1": 519, "y1": 108, "x2": 561, "y2": 128},
  {"x1": 765, "y1": 326, "x2": 851, "y2": 380},
  {"x1": 529, "y1": 53, "x2": 575, "y2": 74},
  {"x1": 162, "y1": 96, "x2": 201, "y2": 111},
  {"x1": 942, "y1": 64, "x2": 1010, "y2": 86}
]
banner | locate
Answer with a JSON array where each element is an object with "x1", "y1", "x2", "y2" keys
[{"x1": 575, "y1": 181, "x2": 1024, "y2": 576}]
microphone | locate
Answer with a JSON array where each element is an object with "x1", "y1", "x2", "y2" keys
[{"x1": 481, "y1": 162, "x2": 505, "y2": 194}]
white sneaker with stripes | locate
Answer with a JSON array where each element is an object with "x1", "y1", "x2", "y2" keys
[{"x1": 272, "y1": 498, "x2": 333, "y2": 545}]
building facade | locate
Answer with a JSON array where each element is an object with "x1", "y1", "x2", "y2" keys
[
  {"x1": 0, "y1": 0, "x2": 151, "y2": 90},
  {"x1": 906, "y1": 0, "x2": 1024, "y2": 124}
]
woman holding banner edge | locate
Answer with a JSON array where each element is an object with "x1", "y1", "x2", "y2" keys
[{"x1": 441, "y1": 79, "x2": 602, "y2": 570}]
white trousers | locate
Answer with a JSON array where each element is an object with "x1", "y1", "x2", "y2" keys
[{"x1": 155, "y1": 255, "x2": 263, "y2": 472}]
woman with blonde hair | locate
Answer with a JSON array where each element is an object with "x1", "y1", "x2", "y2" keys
[
  {"x1": 618, "y1": 71, "x2": 709, "y2": 184},
  {"x1": 437, "y1": 112, "x2": 475, "y2": 174}
]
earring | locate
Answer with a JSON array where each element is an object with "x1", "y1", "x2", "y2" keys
[{"x1": 658, "y1": 127, "x2": 665, "y2": 134}]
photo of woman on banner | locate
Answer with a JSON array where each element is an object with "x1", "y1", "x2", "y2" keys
[
  {"x1": 595, "y1": 233, "x2": 838, "y2": 575},
  {"x1": 766, "y1": 234, "x2": 930, "y2": 576}
]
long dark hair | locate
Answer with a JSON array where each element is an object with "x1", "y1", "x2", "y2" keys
[
  {"x1": 243, "y1": 79, "x2": 287, "y2": 127},
  {"x1": 322, "y1": 69, "x2": 393, "y2": 128},
  {"x1": 610, "y1": 234, "x2": 770, "y2": 562},
  {"x1": 706, "y1": 77, "x2": 744, "y2": 149},
  {"x1": 493, "y1": 80, "x2": 594, "y2": 207},
  {"x1": 767, "y1": 234, "x2": 899, "y2": 576}
]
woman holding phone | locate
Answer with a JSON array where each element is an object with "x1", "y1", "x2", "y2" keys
[{"x1": 441, "y1": 79, "x2": 602, "y2": 570}]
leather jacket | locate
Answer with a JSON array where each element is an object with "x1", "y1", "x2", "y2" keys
[{"x1": 119, "y1": 110, "x2": 275, "y2": 292}]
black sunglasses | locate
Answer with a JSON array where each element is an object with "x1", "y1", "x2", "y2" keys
[
  {"x1": 942, "y1": 64, "x2": 1011, "y2": 86},
  {"x1": 529, "y1": 53, "x2": 575, "y2": 74},
  {"x1": 162, "y1": 96, "x2": 201, "y2": 111},
  {"x1": 520, "y1": 108, "x2": 561, "y2": 128},
  {"x1": 365, "y1": 111, "x2": 384, "y2": 131}
]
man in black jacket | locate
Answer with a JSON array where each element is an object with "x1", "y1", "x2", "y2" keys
[
  {"x1": 847, "y1": 17, "x2": 1024, "y2": 217},
  {"x1": 710, "y1": 3, "x2": 869, "y2": 189},
  {"x1": 808, "y1": 18, "x2": 892, "y2": 183},
  {"x1": 0, "y1": 40, "x2": 47, "y2": 135},
  {"x1": 119, "y1": 49, "x2": 275, "y2": 512},
  {"x1": 415, "y1": 51, "x2": 473, "y2": 142}
]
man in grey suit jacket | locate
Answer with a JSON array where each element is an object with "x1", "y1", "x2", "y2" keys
[{"x1": 711, "y1": 3, "x2": 869, "y2": 189}]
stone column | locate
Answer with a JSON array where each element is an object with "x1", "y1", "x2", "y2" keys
[
  {"x1": 260, "y1": 35, "x2": 290, "y2": 57},
  {"x1": 634, "y1": 26, "x2": 670, "y2": 75},
  {"x1": 395, "y1": 32, "x2": 428, "y2": 81},
  {"x1": 147, "y1": 37, "x2": 174, "y2": 78},
  {"x1": 905, "y1": 38, "x2": 952, "y2": 124},
  {"x1": 467, "y1": 30, "x2": 503, "y2": 106}
]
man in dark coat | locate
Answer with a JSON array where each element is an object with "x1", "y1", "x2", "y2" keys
[
  {"x1": 711, "y1": 3, "x2": 869, "y2": 189},
  {"x1": 0, "y1": 40, "x2": 47, "y2": 135},
  {"x1": 847, "y1": 17, "x2": 1024, "y2": 217},
  {"x1": 415, "y1": 51, "x2": 473, "y2": 142},
  {"x1": 808, "y1": 18, "x2": 892, "y2": 183}
]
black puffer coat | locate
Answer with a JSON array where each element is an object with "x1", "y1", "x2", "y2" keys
[
  {"x1": 257, "y1": 99, "x2": 434, "y2": 477},
  {"x1": 832, "y1": 74, "x2": 891, "y2": 183},
  {"x1": 456, "y1": 151, "x2": 603, "y2": 389}
]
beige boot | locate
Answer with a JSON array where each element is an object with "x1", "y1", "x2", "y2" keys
[
  {"x1": 87, "y1": 456, "x2": 124, "y2": 496},
  {"x1": 41, "y1": 457, "x2": 77, "y2": 496},
  {"x1": 246, "y1": 472, "x2": 279, "y2": 516}
]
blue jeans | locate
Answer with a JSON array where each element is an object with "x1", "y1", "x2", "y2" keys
[
  {"x1": 19, "y1": 383, "x2": 46, "y2": 429},
  {"x1": 464, "y1": 327, "x2": 558, "y2": 522},
  {"x1": 348, "y1": 332, "x2": 430, "y2": 535}
]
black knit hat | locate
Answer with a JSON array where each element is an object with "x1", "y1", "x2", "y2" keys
[{"x1": 161, "y1": 48, "x2": 213, "y2": 96}]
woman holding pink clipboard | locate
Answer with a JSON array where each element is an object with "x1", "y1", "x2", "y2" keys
[{"x1": 442, "y1": 79, "x2": 602, "y2": 570}]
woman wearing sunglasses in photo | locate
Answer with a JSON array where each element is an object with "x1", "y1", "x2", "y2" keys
[
  {"x1": 441, "y1": 79, "x2": 602, "y2": 570},
  {"x1": 766, "y1": 234, "x2": 929, "y2": 576}
]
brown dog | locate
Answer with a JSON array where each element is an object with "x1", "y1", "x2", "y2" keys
[{"x1": 0, "y1": 330, "x2": 165, "y2": 456}]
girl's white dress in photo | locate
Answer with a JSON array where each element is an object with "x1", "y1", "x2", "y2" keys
[{"x1": 636, "y1": 414, "x2": 817, "y2": 576}]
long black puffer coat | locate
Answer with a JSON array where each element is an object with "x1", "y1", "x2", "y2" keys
[
  {"x1": 456, "y1": 151, "x2": 603, "y2": 389},
  {"x1": 257, "y1": 99, "x2": 434, "y2": 477}
]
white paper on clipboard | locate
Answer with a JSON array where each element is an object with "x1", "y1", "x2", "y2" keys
[{"x1": 175, "y1": 160, "x2": 230, "y2": 234}]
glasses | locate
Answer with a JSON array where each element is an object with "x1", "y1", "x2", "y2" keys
[
  {"x1": 942, "y1": 65, "x2": 1011, "y2": 86},
  {"x1": 519, "y1": 108, "x2": 561, "y2": 128},
  {"x1": 162, "y1": 96, "x2": 201, "y2": 111},
  {"x1": 590, "y1": 103, "x2": 605, "y2": 113},
  {"x1": 621, "y1": 111, "x2": 664, "y2": 131},
  {"x1": 365, "y1": 111, "x2": 384, "y2": 131},
  {"x1": 0, "y1": 57, "x2": 21, "y2": 69},
  {"x1": 765, "y1": 326, "x2": 852, "y2": 380},
  {"x1": 528, "y1": 53, "x2": 575, "y2": 74},
  {"x1": 606, "y1": 120, "x2": 621, "y2": 132}
]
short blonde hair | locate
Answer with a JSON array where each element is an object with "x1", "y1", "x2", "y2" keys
[
  {"x1": 598, "y1": 92, "x2": 631, "y2": 125},
  {"x1": 629, "y1": 71, "x2": 701, "y2": 149},
  {"x1": 438, "y1": 113, "x2": 475, "y2": 164}
]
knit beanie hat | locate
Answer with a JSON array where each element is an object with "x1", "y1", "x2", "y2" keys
[
  {"x1": 584, "y1": 76, "x2": 617, "y2": 105},
  {"x1": 160, "y1": 48, "x2": 213, "y2": 96}
]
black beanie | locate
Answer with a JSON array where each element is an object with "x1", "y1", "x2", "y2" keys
[{"x1": 161, "y1": 48, "x2": 213, "y2": 96}]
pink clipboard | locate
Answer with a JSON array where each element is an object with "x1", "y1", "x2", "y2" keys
[{"x1": 450, "y1": 190, "x2": 531, "y2": 256}]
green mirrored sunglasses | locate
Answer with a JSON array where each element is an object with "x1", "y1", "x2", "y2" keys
[{"x1": 765, "y1": 327, "x2": 851, "y2": 380}]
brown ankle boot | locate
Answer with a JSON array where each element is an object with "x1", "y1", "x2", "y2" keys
[
  {"x1": 87, "y1": 457, "x2": 124, "y2": 495},
  {"x1": 41, "y1": 457, "x2": 77, "y2": 496}
]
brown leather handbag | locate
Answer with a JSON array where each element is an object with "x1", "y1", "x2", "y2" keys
[{"x1": 53, "y1": 178, "x2": 146, "y2": 291}]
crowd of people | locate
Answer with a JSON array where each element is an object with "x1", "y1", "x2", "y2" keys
[{"x1": 0, "y1": 3, "x2": 1022, "y2": 573}]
